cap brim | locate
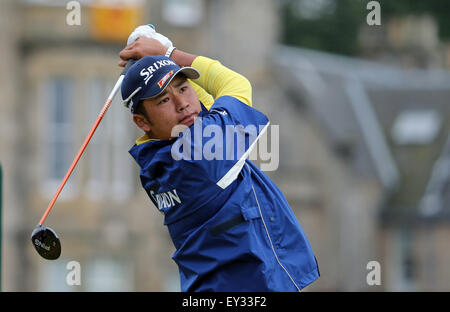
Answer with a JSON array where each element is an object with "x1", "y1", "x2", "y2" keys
[{"x1": 142, "y1": 67, "x2": 200, "y2": 100}]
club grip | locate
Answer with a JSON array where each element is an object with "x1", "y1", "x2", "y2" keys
[{"x1": 121, "y1": 59, "x2": 137, "y2": 76}]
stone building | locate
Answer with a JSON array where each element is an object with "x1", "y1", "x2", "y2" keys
[
  {"x1": 2, "y1": 0, "x2": 335, "y2": 291},
  {"x1": 1, "y1": 0, "x2": 449, "y2": 292}
]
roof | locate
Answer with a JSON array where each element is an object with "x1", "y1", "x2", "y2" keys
[{"x1": 273, "y1": 44, "x2": 450, "y2": 223}]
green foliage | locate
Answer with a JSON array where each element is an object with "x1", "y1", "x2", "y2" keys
[{"x1": 280, "y1": 0, "x2": 450, "y2": 56}]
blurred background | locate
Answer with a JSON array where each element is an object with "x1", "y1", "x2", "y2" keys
[{"x1": 0, "y1": 0, "x2": 449, "y2": 291}]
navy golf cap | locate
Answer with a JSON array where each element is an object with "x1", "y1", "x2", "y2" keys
[{"x1": 121, "y1": 55, "x2": 200, "y2": 113}]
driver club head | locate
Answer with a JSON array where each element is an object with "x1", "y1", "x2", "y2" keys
[{"x1": 31, "y1": 225, "x2": 61, "y2": 260}]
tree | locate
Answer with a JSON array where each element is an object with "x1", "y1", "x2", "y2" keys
[{"x1": 280, "y1": 0, "x2": 450, "y2": 56}]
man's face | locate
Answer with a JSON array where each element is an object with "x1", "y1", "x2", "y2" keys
[{"x1": 133, "y1": 75, "x2": 201, "y2": 140}]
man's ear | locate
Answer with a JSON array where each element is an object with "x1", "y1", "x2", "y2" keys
[{"x1": 133, "y1": 114, "x2": 151, "y2": 133}]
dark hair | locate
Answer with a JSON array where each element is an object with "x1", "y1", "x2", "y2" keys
[
  {"x1": 176, "y1": 72, "x2": 187, "y2": 81},
  {"x1": 134, "y1": 100, "x2": 146, "y2": 116}
]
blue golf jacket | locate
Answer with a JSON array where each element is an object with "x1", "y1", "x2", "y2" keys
[{"x1": 129, "y1": 93, "x2": 320, "y2": 291}]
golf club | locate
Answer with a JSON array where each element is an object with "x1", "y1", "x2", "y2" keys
[{"x1": 31, "y1": 60, "x2": 135, "y2": 260}]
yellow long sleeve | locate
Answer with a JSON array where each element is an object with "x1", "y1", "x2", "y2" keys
[{"x1": 190, "y1": 56, "x2": 252, "y2": 108}]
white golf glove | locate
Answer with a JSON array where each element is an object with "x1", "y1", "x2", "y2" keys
[{"x1": 127, "y1": 24, "x2": 173, "y2": 48}]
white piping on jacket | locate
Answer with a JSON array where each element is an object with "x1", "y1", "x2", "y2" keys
[
  {"x1": 251, "y1": 184, "x2": 301, "y2": 292},
  {"x1": 216, "y1": 122, "x2": 270, "y2": 189}
]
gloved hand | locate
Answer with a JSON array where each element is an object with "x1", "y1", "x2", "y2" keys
[
  {"x1": 127, "y1": 24, "x2": 173, "y2": 48},
  {"x1": 119, "y1": 37, "x2": 168, "y2": 67},
  {"x1": 119, "y1": 24, "x2": 174, "y2": 67}
]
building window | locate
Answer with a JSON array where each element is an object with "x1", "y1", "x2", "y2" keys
[
  {"x1": 84, "y1": 258, "x2": 134, "y2": 291},
  {"x1": 391, "y1": 109, "x2": 442, "y2": 145},
  {"x1": 391, "y1": 229, "x2": 416, "y2": 291},
  {"x1": 41, "y1": 74, "x2": 134, "y2": 202},
  {"x1": 39, "y1": 257, "x2": 133, "y2": 291},
  {"x1": 85, "y1": 78, "x2": 109, "y2": 200},
  {"x1": 109, "y1": 79, "x2": 134, "y2": 202},
  {"x1": 162, "y1": 0, "x2": 203, "y2": 27},
  {"x1": 43, "y1": 77, "x2": 76, "y2": 199},
  {"x1": 84, "y1": 77, "x2": 134, "y2": 202},
  {"x1": 39, "y1": 260, "x2": 76, "y2": 292}
]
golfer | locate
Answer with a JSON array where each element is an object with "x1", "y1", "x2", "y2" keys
[{"x1": 119, "y1": 36, "x2": 319, "y2": 292}]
